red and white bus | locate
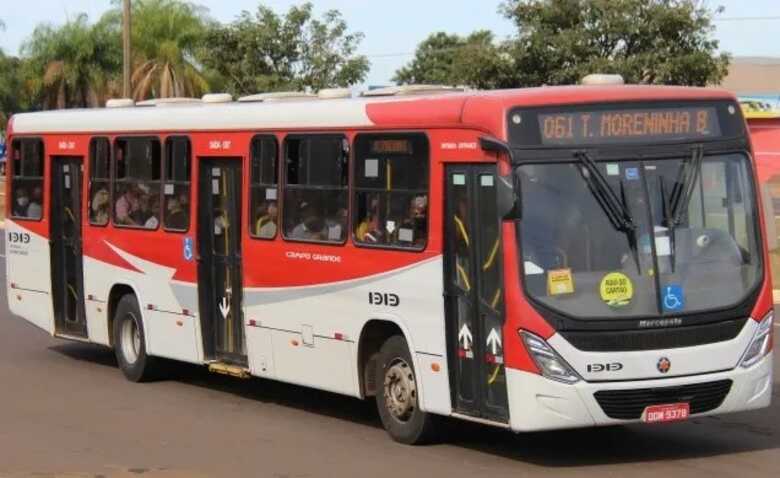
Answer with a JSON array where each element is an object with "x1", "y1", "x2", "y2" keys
[{"x1": 5, "y1": 83, "x2": 774, "y2": 444}]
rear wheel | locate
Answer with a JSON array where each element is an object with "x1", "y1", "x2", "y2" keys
[
  {"x1": 375, "y1": 335, "x2": 439, "y2": 444},
  {"x1": 113, "y1": 294, "x2": 157, "y2": 382}
]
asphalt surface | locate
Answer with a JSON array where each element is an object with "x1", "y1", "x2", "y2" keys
[{"x1": 0, "y1": 233, "x2": 779, "y2": 478}]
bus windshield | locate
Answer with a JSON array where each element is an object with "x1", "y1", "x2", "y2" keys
[{"x1": 518, "y1": 153, "x2": 761, "y2": 320}]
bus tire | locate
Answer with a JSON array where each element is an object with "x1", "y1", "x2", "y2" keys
[
  {"x1": 375, "y1": 335, "x2": 439, "y2": 445},
  {"x1": 112, "y1": 294, "x2": 157, "y2": 382}
]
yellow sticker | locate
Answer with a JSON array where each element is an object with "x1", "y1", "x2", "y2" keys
[
  {"x1": 599, "y1": 272, "x2": 634, "y2": 307},
  {"x1": 547, "y1": 268, "x2": 575, "y2": 296}
]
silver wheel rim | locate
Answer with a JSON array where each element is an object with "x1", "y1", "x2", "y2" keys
[
  {"x1": 120, "y1": 314, "x2": 141, "y2": 365},
  {"x1": 383, "y1": 358, "x2": 417, "y2": 423}
]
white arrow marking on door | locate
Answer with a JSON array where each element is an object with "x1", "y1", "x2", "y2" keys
[
  {"x1": 458, "y1": 324, "x2": 473, "y2": 350},
  {"x1": 219, "y1": 297, "x2": 230, "y2": 319},
  {"x1": 486, "y1": 328, "x2": 502, "y2": 355}
]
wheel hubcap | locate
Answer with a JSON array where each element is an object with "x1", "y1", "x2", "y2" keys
[
  {"x1": 383, "y1": 358, "x2": 417, "y2": 422},
  {"x1": 120, "y1": 314, "x2": 141, "y2": 365}
]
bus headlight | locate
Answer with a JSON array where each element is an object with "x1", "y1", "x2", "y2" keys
[
  {"x1": 520, "y1": 330, "x2": 581, "y2": 384},
  {"x1": 740, "y1": 312, "x2": 773, "y2": 368}
]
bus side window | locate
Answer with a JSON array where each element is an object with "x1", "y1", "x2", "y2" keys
[
  {"x1": 249, "y1": 135, "x2": 279, "y2": 239},
  {"x1": 282, "y1": 135, "x2": 348, "y2": 244},
  {"x1": 10, "y1": 138, "x2": 44, "y2": 221},
  {"x1": 163, "y1": 136, "x2": 191, "y2": 232},
  {"x1": 353, "y1": 133, "x2": 429, "y2": 250},
  {"x1": 113, "y1": 137, "x2": 162, "y2": 230},
  {"x1": 89, "y1": 138, "x2": 110, "y2": 226}
]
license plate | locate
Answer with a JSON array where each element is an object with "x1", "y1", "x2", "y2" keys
[{"x1": 642, "y1": 403, "x2": 690, "y2": 423}]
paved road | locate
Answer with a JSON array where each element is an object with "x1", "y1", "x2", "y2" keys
[{"x1": 0, "y1": 233, "x2": 779, "y2": 477}]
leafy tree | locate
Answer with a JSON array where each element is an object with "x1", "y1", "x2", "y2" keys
[
  {"x1": 21, "y1": 14, "x2": 121, "y2": 109},
  {"x1": 393, "y1": 31, "x2": 514, "y2": 89},
  {"x1": 0, "y1": 51, "x2": 24, "y2": 129},
  {"x1": 500, "y1": 0, "x2": 730, "y2": 86},
  {"x1": 101, "y1": 0, "x2": 212, "y2": 100},
  {"x1": 200, "y1": 2, "x2": 369, "y2": 95}
]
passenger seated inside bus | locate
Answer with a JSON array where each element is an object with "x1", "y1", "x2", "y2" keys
[
  {"x1": 12, "y1": 187, "x2": 30, "y2": 218},
  {"x1": 254, "y1": 200, "x2": 278, "y2": 238},
  {"x1": 289, "y1": 201, "x2": 326, "y2": 241},
  {"x1": 142, "y1": 194, "x2": 160, "y2": 229},
  {"x1": 165, "y1": 197, "x2": 188, "y2": 231},
  {"x1": 356, "y1": 212, "x2": 383, "y2": 243},
  {"x1": 396, "y1": 195, "x2": 427, "y2": 246},
  {"x1": 27, "y1": 186, "x2": 42, "y2": 220},
  {"x1": 355, "y1": 195, "x2": 428, "y2": 247},
  {"x1": 90, "y1": 188, "x2": 110, "y2": 225},
  {"x1": 115, "y1": 184, "x2": 140, "y2": 226},
  {"x1": 325, "y1": 206, "x2": 347, "y2": 241}
]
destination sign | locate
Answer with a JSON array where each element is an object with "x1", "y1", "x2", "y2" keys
[
  {"x1": 370, "y1": 139, "x2": 412, "y2": 155},
  {"x1": 537, "y1": 107, "x2": 721, "y2": 146}
]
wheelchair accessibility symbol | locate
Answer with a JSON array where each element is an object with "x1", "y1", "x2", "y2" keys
[
  {"x1": 183, "y1": 237, "x2": 194, "y2": 262},
  {"x1": 663, "y1": 284, "x2": 684, "y2": 312}
]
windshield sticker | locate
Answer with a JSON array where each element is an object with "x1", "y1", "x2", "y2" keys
[
  {"x1": 599, "y1": 272, "x2": 634, "y2": 307},
  {"x1": 625, "y1": 167, "x2": 639, "y2": 180},
  {"x1": 606, "y1": 164, "x2": 619, "y2": 176},
  {"x1": 655, "y1": 236, "x2": 671, "y2": 256},
  {"x1": 662, "y1": 284, "x2": 685, "y2": 312},
  {"x1": 524, "y1": 261, "x2": 544, "y2": 275},
  {"x1": 547, "y1": 268, "x2": 575, "y2": 296}
]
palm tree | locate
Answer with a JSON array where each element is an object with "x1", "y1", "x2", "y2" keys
[
  {"x1": 102, "y1": 0, "x2": 211, "y2": 100},
  {"x1": 22, "y1": 14, "x2": 121, "y2": 109}
]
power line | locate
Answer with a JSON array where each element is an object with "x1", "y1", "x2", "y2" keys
[{"x1": 714, "y1": 16, "x2": 780, "y2": 21}]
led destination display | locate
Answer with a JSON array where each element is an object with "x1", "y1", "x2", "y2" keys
[{"x1": 538, "y1": 107, "x2": 721, "y2": 145}]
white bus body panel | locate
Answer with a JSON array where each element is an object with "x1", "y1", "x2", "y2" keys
[
  {"x1": 242, "y1": 256, "x2": 452, "y2": 414},
  {"x1": 5, "y1": 220, "x2": 54, "y2": 334},
  {"x1": 506, "y1": 323, "x2": 772, "y2": 432},
  {"x1": 549, "y1": 320, "x2": 758, "y2": 381},
  {"x1": 90, "y1": 244, "x2": 203, "y2": 364},
  {"x1": 506, "y1": 353, "x2": 773, "y2": 432}
]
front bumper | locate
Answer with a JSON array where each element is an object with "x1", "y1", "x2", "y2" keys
[{"x1": 506, "y1": 352, "x2": 773, "y2": 432}]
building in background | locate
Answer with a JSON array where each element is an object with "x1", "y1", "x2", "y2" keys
[{"x1": 722, "y1": 56, "x2": 780, "y2": 107}]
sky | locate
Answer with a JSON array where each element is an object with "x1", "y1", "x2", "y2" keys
[{"x1": 1, "y1": 0, "x2": 779, "y2": 86}]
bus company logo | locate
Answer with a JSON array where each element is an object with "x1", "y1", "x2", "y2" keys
[
  {"x1": 638, "y1": 318, "x2": 683, "y2": 329},
  {"x1": 657, "y1": 357, "x2": 672, "y2": 374}
]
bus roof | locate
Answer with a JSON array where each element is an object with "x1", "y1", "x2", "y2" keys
[{"x1": 9, "y1": 85, "x2": 737, "y2": 137}]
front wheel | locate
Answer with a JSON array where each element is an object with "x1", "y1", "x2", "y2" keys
[
  {"x1": 113, "y1": 294, "x2": 157, "y2": 382},
  {"x1": 375, "y1": 335, "x2": 439, "y2": 444}
]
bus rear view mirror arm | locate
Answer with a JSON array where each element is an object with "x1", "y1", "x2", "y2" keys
[{"x1": 480, "y1": 136, "x2": 520, "y2": 220}]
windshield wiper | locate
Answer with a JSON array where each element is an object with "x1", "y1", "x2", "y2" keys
[
  {"x1": 574, "y1": 152, "x2": 641, "y2": 271},
  {"x1": 660, "y1": 146, "x2": 704, "y2": 271}
]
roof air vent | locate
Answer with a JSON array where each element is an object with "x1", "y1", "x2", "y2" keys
[
  {"x1": 136, "y1": 97, "x2": 201, "y2": 107},
  {"x1": 581, "y1": 74, "x2": 625, "y2": 86},
  {"x1": 238, "y1": 91, "x2": 316, "y2": 103},
  {"x1": 202, "y1": 93, "x2": 233, "y2": 104},
  {"x1": 361, "y1": 84, "x2": 464, "y2": 97},
  {"x1": 317, "y1": 88, "x2": 352, "y2": 100},
  {"x1": 105, "y1": 98, "x2": 135, "y2": 108}
]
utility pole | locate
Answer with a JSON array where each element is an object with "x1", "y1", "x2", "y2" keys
[{"x1": 122, "y1": 0, "x2": 131, "y2": 98}]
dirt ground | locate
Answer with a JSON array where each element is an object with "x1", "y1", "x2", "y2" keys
[{"x1": 0, "y1": 231, "x2": 779, "y2": 477}]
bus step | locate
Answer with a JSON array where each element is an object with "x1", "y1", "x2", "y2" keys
[{"x1": 208, "y1": 362, "x2": 251, "y2": 379}]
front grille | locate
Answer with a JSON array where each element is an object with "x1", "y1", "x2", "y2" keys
[
  {"x1": 594, "y1": 379, "x2": 733, "y2": 420},
  {"x1": 562, "y1": 318, "x2": 747, "y2": 352}
]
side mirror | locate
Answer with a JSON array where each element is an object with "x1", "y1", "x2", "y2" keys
[{"x1": 480, "y1": 136, "x2": 521, "y2": 220}]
